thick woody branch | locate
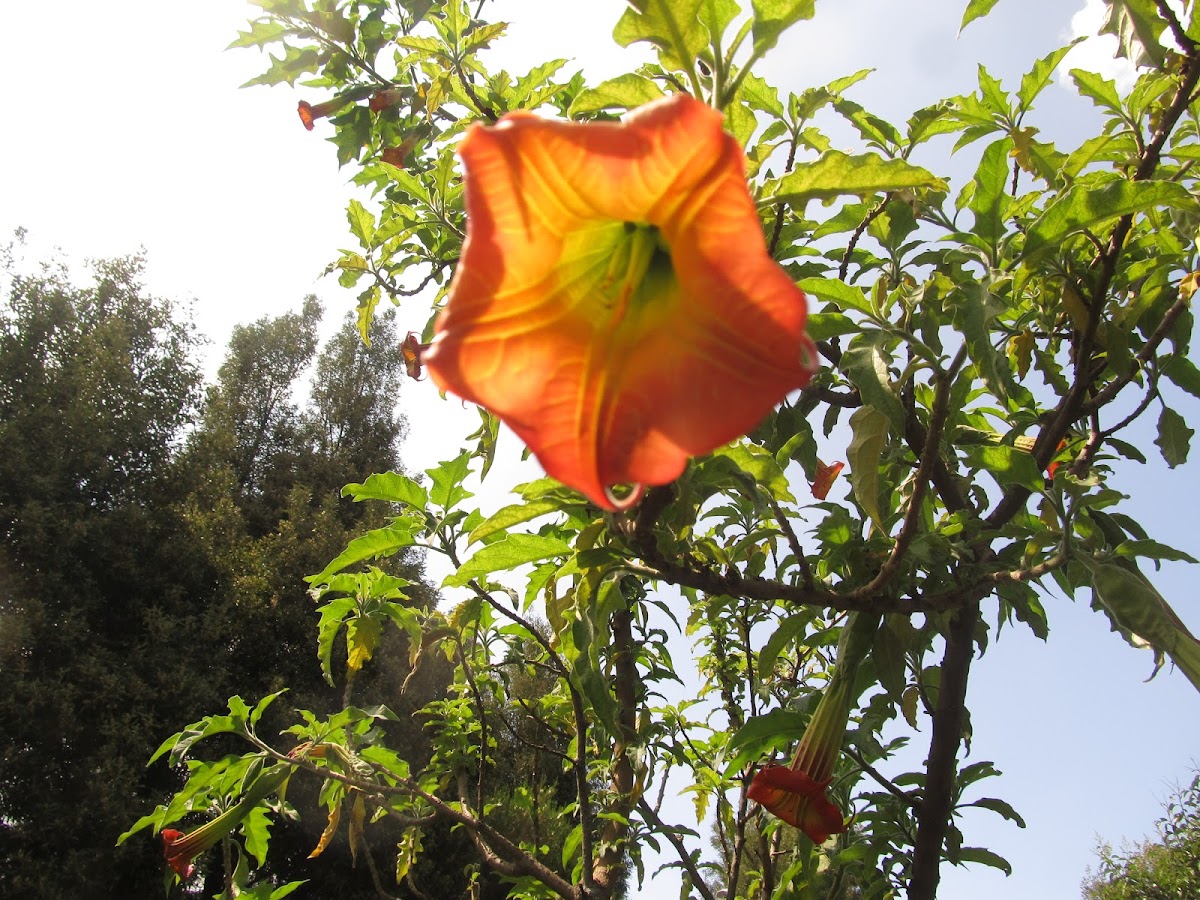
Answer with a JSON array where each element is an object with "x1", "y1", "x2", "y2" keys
[{"x1": 907, "y1": 601, "x2": 980, "y2": 900}]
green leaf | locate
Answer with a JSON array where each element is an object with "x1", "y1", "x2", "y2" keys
[
  {"x1": 467, "y1": 498, "x2": 564, "y2": 545},
  {"x1": 1023, "y1": 180, "x2": 1199, "y2": 260},
  {"x1": 968, "y1": 138, "x2": 1012, "y2": 251},
  {"x1": 346, "y1": 199, "x2": 375, "y2": 246},
  {"x1": 842, "y1": 335, "x2": 906, "y2": 432},
  {"x1": 444, "y1": 534, "x2": 571, "y2": 587},
  {"x1": 1115, "y1": 540, "x2": 1199, "y2": 564},
  {"x1": 1163, "y1": 354, "x2": 1200, "y2": 399},
  {"x1": 962, "y1": 444, "x2": 1044, "y2": 490},
  {"x1": 959, "y1": 0, "x2": 1002, "y2": 32},
  {"x1": 1069, "y1": 68, "x2": 1123, "y2": 115},
  {"x1": 724, "y1": 708, "x2": 808, "y2": 775},
  {"x1": 805, "y1": 312, "x2": 859, "y2": 341},
  {"x1": 613, "y1": 0, "x2": 707, "y2": 74},
  {"x1": 712, "y1": 441, "x2": 796, "y2": 502},
  {"x1": 955, "y1": 284, "x2": 1029, "y2": 409},
  {"x1": 957, "y1": 846, "x2": 1013, "y2": 875},
  {"x1": 750, "y1": 0, "x2": 815, "y2": 54},
  {"x1": 316, "y1": 598, "x2": 356, "y2": 685},
  {"x1": 307, "y1": 524, "x2": 419, "y2": 585},
  {"x1": 758, "y1": 614, "x2": 812, "y2": 677},
  {"x1": 1155, "y1": 406, "x2": 1193, "y2": 468},
  {"x1": 1079, "y1": 555, "x2": 1200, "y2": 692},
  {"x1": 774, "y1": 151, "x2": 946, "y2": 205},
  {"x1": 427, "y1": 450, "x2": 473, "y2": 509},
  {"x1": 243, "y1": 805, "x2": 273, "y2": 866},
  {"x1": 847, "y1": 405, "x2": 890, "y2": 531},
  {"x1": 797, "y1": 276, "x2": 873, "y2": 316},
  {"x1": 569, "y1": 73, "x2": 665, "y2": 116},
  {"x1": 343, "y1": 471, "x2": 429, "y2": 510},
  {"x1": 966, "y1": 797, "x2": 1027, "y2": 828},
  {"x1": 1017, "y1": 43, "x2": 1078, "y2": 111},
  {"x1": 1099, "y1": 0, "x2": 1167, "y2": 68}
]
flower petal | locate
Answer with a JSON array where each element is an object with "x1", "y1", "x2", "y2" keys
[
  {"x1": 161, "y1": 829, "x2": 196, "y2": 879},
  {"x1": 424, "y1": 93, "x2": 817, "y2": 509},
  {"x1": 747, "y1": 764, "x2": 846, "y2": 844}
]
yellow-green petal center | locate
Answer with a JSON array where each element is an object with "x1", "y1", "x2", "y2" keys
[{"x1": 555, "y1": 220, "x2": 676, "y2": 328}]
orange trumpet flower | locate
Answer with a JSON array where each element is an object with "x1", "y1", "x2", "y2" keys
[{"x1": 422, "y1": 93, "x2": 817, "y2": 510}]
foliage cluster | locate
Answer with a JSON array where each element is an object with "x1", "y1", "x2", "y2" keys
[{"x1": 0, "y1": 243, "x2": 443, "y2": 899}]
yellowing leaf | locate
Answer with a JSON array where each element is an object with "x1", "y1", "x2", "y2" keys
[
  {"x1": 1007, "y1": 330, "x2": 1035, "y2": 379},
  {"x1": 309, "y1": 802, "x2": 342, "y2": 858},
  {"x1": 346, "y1": 616, "x2": 383, "y2": 677}
]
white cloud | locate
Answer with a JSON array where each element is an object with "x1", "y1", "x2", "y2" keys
[{"x1": 1061, "y1": 0, "x2": 1140, "y2": 92}]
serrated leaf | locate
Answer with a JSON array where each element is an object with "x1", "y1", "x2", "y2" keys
[
  {"x1": 775, "y1": 151, "x2": 946, "y2": 205},
  {"x1": 346, "y1": 616, "x2": 383, "y2": 676},
  {"x1": 569, "y1": 73, "x2": 665, "y2": 117},
  {"x1": 1069, "y1": 68, "x2": 1123, "y2": 115},
  {"x1": 1099, "y1": 0, "x2": 1167, "y2": 68},
  {"x1": 847, "y1": 405, "x2": 890, "y2": 531},
  {"x1": 346, "y1": 199, "x2": 375, "y2": 246},
  {"x1": 613, "y1": 0, "x2": 707, "y2": 74},
  {"x1": 1017, "y1": 43, "x2": 1078, "y2": 111},
  {"x1": 342, "y1": 472, "x2": 429, "y2": 509},
  {"x1": 307, "y1": 523, "x2": 419, "y2": 585},
  {"x1": 244, "y1": 805, "x2": 273, "y2": 866},
  {"x1": 1023, "y1": 180, "x2": 1199, "y2": 260},
  {"x1": 427, "y1": 450, "x2": 473, "y2": 509},
  {"x1": 317, "y1": 598, "x2": 356, "y2": 685},
  {"x1": 750, "y1": 0, "x2": 815, "y2": 54},
  {"x1": 444, "y1": 534, "x2": 571, "y2": 587},
  {"x1": 467, "y1": 498, "x2": 564, "y2": 545}
]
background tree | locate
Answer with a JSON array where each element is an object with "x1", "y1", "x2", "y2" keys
[
  {"x1": 1082, "y1": 770, "x2": 1200, "y2": 900},
  {"x1": 0, "y1": 246, "x2": 212, "y2": 898}
]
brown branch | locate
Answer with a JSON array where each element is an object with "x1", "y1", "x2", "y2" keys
[
  {"x1": 768, "y1": 130, "x2": 802, "y2": 257},
  {"x1": 845, "y1": 745, "x2": 920, "y2": 810},
  {"x1": 1155, "y1": 0, "x2": 1194, "y2": 54},
  {"x1": 592, "y1": 598, "x2": 640, "y2": 897},
  {"x1": 766, "y1": 493, "x2": 814, "y2": 588},
  {"x1": 842, "y1": 347, "x2": 964, "y2": 601},
  {"x1": 1082, "y1": 297, "x2": 1187, "y2": 414},
  {"x1": 636, "y1": 799, "x2": 718, "y2": 900},
  {"x1": 839, "y1": 194, "x2": 892, "y2": 282},
  {"x1": 907, "y1": 601, "x2": 980, "y2": 900}
]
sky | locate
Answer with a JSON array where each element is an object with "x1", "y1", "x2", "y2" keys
[{"x1": 0, "y1": 1, "x2": 1197, "y2": 898}]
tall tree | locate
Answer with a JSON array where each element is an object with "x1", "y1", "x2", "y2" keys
[{"x1": 0, "y1": 247, "x2": 213, "y2": 899}]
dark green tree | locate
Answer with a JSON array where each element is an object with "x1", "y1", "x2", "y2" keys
[{"x1": 0, "y1": 245, "x2": 213, "y2": 899}]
